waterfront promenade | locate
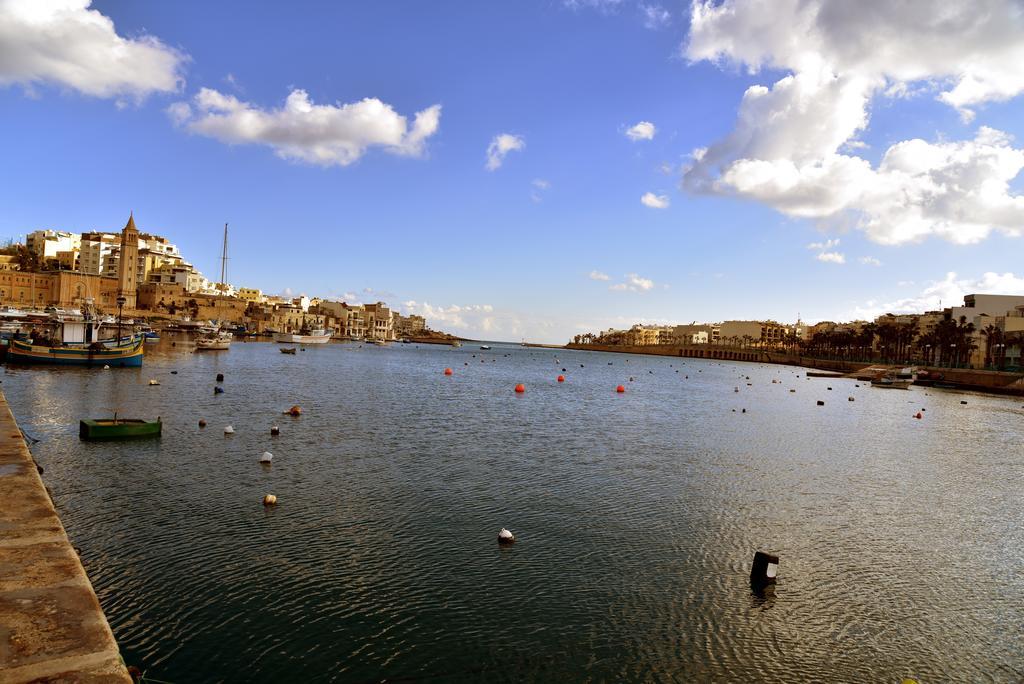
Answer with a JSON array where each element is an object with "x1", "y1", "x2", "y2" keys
[{"x1": 0, "y1": 392, "x2": 130, "y2": 683}]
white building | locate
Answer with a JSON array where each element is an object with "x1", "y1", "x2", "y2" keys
[{"x1": 26, "y1": 230, "x2": 79, "y2": 259}]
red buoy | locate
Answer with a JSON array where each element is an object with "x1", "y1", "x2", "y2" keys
[
  {"x1": 515, "y1": 383, "x2": 526, "y2": 393},
  {"x1": 444, "y1": 368, "x2": 453, "y2": 376},
  {"x1": 915, "y1": 412, "x2": 922, "y2": 419},
  {"x1": 616, "y1": 385, "x2": 625, "y2": 393},
  {"x1": 557, "y1": 375, "x2": 565, "y2": 382}
]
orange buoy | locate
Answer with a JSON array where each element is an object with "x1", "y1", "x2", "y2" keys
[
  {"x1": 444, "y1": 368, "x2": 453, "y2": 376},
  {"x1": 284, "y1": 405, "x2": 302, "y2": 416},
  {"x1": 514, "y1": 383, "x2": 526, "y2": 393},
  {"x1": 915, "y1": 412, "x2": 922, "y2": 419},
  {"x1": 616, "y1": 385, "x2": 625, "y2": 393},
  {"x1": 557, "y1": 375, "x2": 565, "y2": 382}
]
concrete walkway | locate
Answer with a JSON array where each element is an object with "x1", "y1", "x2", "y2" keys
[{"x1": 0, "y1": 393, "x2": 131, "y2": 683}]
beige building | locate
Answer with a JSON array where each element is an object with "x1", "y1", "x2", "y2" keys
[{"x1": 237, "y1": 287, "x2": 264, "y2": 303}]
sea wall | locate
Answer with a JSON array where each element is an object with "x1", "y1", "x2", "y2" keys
[
  {"x1": 564, "y1": 344, "x2": 1024, "y2": 396},
  {"x1": 0, "y1": 392, "x2": 131, "y2": 683}
]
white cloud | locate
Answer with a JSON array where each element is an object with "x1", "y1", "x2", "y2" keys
[
  {"x1": 641, "y1": 192, "x2": 670, "y2": 209},
  {"x1": 563, "y1": 0, "x2": 625, "y2": 11},
  {"x1": 850, "y1": 271, "x2": 1024, "y2": 319},
  {"x1": 807, "y1": 238, "x2": 840, "y2": 250},
  {"x1": 485, "y1": 133, "x2": 524, "y2": 170},
  {"x1": 0, "y1": 0, "x2": 185, "y2": 100},
  {"x1": 640, "y1": 4, "x2": 671, "y2": 29},
  {"x1": 531, "y1": 178, "x2": 550, "y2": 202},
  {"x1": 860, "y1": 256, "x2": 882, "y2": 266},
  {"x1": 626, "y1": 121, "x2": 657, "y2": 141},
  {"x1": 610, "y1": 273, "x2": 656, "y2": 292},
  {"x1": 401, "y1": 300, "x2": 561, "y2": 341},
  {"x1": 815, "y1": 251, "x2": 845, "y2": 264},
  {"x1": 169, "y1": 88, "x2": 441, "y2": 166},
  {"x1": 588, "y1": 270, "x2": 610, "y2": 281},
  {"x1": 683, "y1": 0, "x2": 1024, "y2": 245}
]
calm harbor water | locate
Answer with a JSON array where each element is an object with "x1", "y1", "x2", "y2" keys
[{"x1": 4, "y1": 339, "x2": 1023, "y2": 682}]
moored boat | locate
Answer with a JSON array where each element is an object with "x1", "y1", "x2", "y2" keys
[
  {"x1": 196, "y1": 331, "x2": 232, "y2": 351},
  {"x1": 280, "y1": 347, "x2": 297, "y2": 354},
  {"x1": 480, "y1": 345, "x2": 491, "y2": 350},
  {"x1": 871, "y1": 367, "x2": 916, "y2": 389},
  {"x1": 8, "y1": 337, "x2": 144, "y2": 366},
  {"x1": 79, "y1": 416, "x2": 161, "y2": 440},
  {"x1": 273, "y1": 329, "x2": 332, "y2": 344}
]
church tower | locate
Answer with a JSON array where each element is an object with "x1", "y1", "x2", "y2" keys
[{"x1": 117, "y1": 212, "x2": 139, "y2": 309}]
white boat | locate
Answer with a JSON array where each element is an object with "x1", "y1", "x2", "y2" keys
[
  {"x1": 273, "y1": 329, "x2": 331, "y2": 344},
  {"x1": 0, "y1": 307, "x2": 27, "y2": 319},
  {"x1": 871, "y1": 367, "x2": 916, "y2": 389},
  {"x1": 196, "y1": 331, "x2": 232, "y2": 351},
  {"x1": 479, "y1": 345, "x2": 491, "y2": 350}
]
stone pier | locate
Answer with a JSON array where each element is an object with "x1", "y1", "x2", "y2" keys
[{"x1": 0, "y1": 392, "x2": 131, "y2": 683}]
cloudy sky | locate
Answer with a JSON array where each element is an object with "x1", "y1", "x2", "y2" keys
[{"x1": 2, "y1": 0, "x2": 1023, "y2": 342}]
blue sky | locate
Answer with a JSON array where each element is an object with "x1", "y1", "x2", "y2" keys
[{"x1": 2, "y1": 1, "x2": 1024, "y2": 342}]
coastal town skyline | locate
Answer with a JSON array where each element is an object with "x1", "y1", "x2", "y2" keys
[{"x1": 3, "y1": 1, "x2": 1024, "y2": 344}]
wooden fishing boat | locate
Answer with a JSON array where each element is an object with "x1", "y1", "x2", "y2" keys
[
  {"x1": 79, "y1": 417, "x2": 161, "y2": 440},
  {"x1": 9, "y1": 337, "x2": 143, "y2": 367},
  {"x1": 280, "y1": 347, "x2": 297, "y2": 354}
]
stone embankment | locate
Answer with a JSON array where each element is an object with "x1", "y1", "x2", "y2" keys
[
  {"x1": 0, "y1": 392, "x2": 131, "y2": 683},
  {"x1": 565, "y1": 344, "x2": 1024, "y2": 395}
]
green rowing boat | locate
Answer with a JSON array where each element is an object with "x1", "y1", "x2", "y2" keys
[{"x1": 79, "y1": 417, "x2": 162, "y2": 440}]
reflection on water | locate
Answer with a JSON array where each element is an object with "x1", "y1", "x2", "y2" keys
[{"x1": 4, "y1": 339, "x2": 1023, "y2": 682}]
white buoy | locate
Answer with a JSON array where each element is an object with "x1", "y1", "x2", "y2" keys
[
  {"x1": 224, "y1": 425, "x2": 234, "y2": 434},
  {"x1": 263, "y1": 494, "x2": 277, "y2": 506},
  {"x1": 259, "y1": 451, "x2": 273, "y2": 463},
  {"x1": 103, "y1": 365, "x2": 110, "y2": 370},
  {"x1": 498, "y1": 528, "x2": 515, "y2": 545}
]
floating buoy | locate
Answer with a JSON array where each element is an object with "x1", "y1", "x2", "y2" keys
[
  {"x1": 285, "y1": 405, "x2": 302, "y2": 416},
  {"x1": 616, "y1": 385, "x2": 625, "y2": 393},
  {"x1": 561, "y1": 368, "x2": 566, "y2": 372},
  {"x1": 171, "y1": 370, "x2": 178, "y2": 374},
  {"x1": 817, "y1": 400, "x2": 825, "y2": 406},
  {"x1": 734, "y1": 387, "x2": 739, "y2": 392},
  {"x1": 216, "y1": 373, "x2": 224, "y2": 382},
  {"x1": 214, "y1": 386, "x2": 224, "y2": 394},
  {"x1": 198, "y1": 419, "x2": 207, "y2": 427},
  {"x1": 259, "y1": 451, "x2": 273, "y2": 463},
  {"x1": 444, "y1": 368, "x2": 453, "y2": 376},
  {"x1": 960, "y1": 400, "x2": 967, "y2": 405},
  {"x1": 741, "y1": 408, "x2": 746, "y2": 413},
  {"x1": 148, "y1": 379, "x2": 160, "y2": 386},
  {"x1": 270, "y1": 426, "x2": 280, "y2": 436},
  {"x1": 263, "y1": 494, "x2": 277, "y2": 506},
  {"x1": 914, "y1": 412, "x2": 922, "y2": 419},
  {"x1": 750, "y1": 550, "x2": 779, "y2": 587},
  {"x1": 629, "y1": 377, "x2": 634, "y2": 382},
  {"x1": 103, "y1": 365, "x2": 110, "y2": 370},
  {"x1": 514, "y1": 383, "x2": 526, "y2": 393},
  {"x1": 790, "y1": 389, "x2": 796, "y2": 393},
  {"x1": 224, "y1": 425, "x2": 234, "y2": 434},
  {"x1": 557, "y1": 375, "x2": 565, "y2": 382},
  {"x1": 498, "y1": 528, "x2": 515, "y2": 545},
  {"x1": 827, "y1": 387, "x2": 832, "y2": 391},
  {"x1": 848, "y1": 397, "x2": 855, "y2": 402}
]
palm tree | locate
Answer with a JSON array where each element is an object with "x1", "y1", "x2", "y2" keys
[{"x1": 980, "y1": 324, "x2": 1002, "y2": 369}]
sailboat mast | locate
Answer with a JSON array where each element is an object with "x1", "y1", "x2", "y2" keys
[{"x1": 220, "y1": 222, "x2": 228, "y2": 288}]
